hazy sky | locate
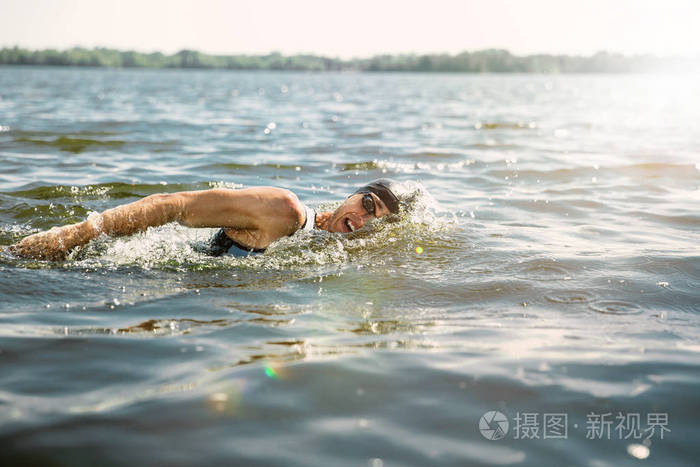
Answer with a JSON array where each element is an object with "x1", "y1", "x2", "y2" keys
[{"x1": 2, "y1": 0, "x2": 699, "y2": 58}]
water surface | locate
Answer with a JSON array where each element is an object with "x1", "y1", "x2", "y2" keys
[{"x1": 1, "y1": 68, "x2": 699, "y2": 466}]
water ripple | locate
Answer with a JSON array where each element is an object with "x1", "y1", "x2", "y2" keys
[{"x1": 589, "y1": 300, "x2": 643, "y2": 315}]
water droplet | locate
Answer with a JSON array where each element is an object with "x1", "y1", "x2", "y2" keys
[{"x1": 627, "y1": 444, "x2": 650, "y2": 459}]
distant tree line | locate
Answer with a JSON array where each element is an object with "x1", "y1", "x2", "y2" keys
[{"x1": 0, "y1": 46, "x2": 692, "y2": 73}]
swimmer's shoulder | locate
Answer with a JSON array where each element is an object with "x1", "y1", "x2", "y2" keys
[
  {"x1": 277, "y1": 188, "x2": 306, "y2": 232},
  {"x1": 231, "y1": 187, "x2": 305, "y2": 239}
]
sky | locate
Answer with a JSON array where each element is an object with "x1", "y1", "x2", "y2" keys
[{"x1": 2, "y1": 0, "x2": 699, "y2": 58}]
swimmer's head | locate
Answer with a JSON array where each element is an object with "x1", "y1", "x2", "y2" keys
[
  {"x1": 325, "y1": 178, "x2": 413, "y2": 233},
  {"x1": 352, "y1": 178, "x2": 408, "y2": 214}
]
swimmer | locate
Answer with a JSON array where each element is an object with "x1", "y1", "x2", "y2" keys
[{"x1": 10, "y1": 179, "x2": 409, "y2": 260}]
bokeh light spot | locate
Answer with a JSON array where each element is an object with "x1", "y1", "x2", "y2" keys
[{"x1": 264, "y1": 365, "x2": 278, "y2": 379}]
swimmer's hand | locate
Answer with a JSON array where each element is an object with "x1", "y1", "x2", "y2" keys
[{"x1": 10, "y1": 221, "x2": 95, "y2": 261}]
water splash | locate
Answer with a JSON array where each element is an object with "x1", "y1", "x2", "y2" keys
[{"x1": 41, "y1": 181, "x2": 457, "y2": 272}]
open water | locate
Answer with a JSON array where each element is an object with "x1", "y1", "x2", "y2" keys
[{"x1": 0, "y1": 67, "x2": 699, "y2": 466}]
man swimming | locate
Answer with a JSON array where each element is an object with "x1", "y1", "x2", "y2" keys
[{"x1": 10, "y1": 179, "x2": 408, "y2": 261}]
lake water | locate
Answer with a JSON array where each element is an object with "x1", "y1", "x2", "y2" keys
[{"x1": 0, "y1": 67, "x2": 699, "y2": 466}]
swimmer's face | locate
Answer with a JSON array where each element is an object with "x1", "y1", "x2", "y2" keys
[{"x1": 327, "y1": 192, "x2": 391, "y2": 233}]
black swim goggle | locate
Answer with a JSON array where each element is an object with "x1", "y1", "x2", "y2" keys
[{"x1": 361, "y1": 193, "x2": 377, "y2": 217}]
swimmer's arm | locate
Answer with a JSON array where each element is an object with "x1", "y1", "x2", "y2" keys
[
  {"x1": 178, "y1": 187, "x2": 305, "y2": 242},
  {"x1": 11, "y1": 187, "x2": 304, "y2": 260},
  {"x1": 10, "y1": 192, "x2": 186, "y2": 260}
]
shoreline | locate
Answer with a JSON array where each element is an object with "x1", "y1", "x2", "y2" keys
[{"x1": 1, "y1": 46, "x2": 695, "y2": 73}]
